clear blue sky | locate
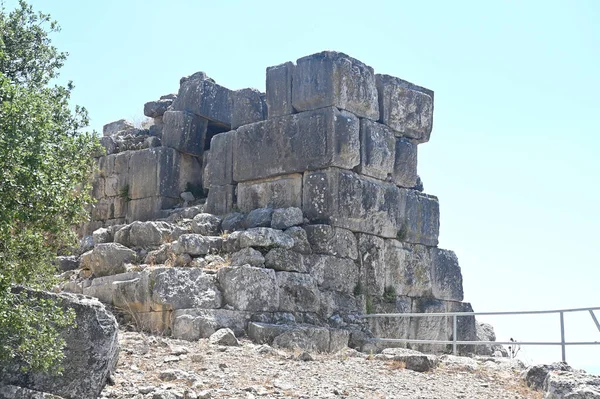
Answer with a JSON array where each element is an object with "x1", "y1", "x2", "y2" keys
[{"x1": 7, "y1": 0, "x2": 599, "y2": 373}]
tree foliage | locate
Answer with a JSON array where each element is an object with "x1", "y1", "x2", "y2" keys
[{"x1": 0, "y1": 1, "x2": 101, "y2": 373}]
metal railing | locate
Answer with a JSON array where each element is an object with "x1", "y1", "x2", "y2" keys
[{"x1": 361, "y1": 306, "x2": 600, "y2": 362}]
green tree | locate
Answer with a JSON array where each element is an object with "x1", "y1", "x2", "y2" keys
[{"x1": 0, "y1": 0, "x2": 101, "y2": 373}]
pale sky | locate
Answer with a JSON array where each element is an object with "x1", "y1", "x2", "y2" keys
[{"x1": 6, "y1": 0, "x2": 599, "y2": 373}]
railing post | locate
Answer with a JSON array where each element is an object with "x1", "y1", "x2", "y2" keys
[
  {"x1": 453, "y1": 314, "x2": 457, "y2": 355},
  {"x1": 560, "y1": 311, "x2": 566, "y2": 362},
  {"x1": 590, "y1": 310, "x2": 600, "y2": 333}
]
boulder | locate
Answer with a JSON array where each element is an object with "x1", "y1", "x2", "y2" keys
[
  {"x1": 80, "y1": 243, "x2": 136, "y2": 277},
  {"x1": 265, "y1": 61, "x2": 294, "y2": 118},
  {"x1": 271, "y1": 207, "x2": 303, "y2": 230},
  {"x1": 103, "y1": 119, "x2": 134, "y2": 136},
  {"x1": 523, "y1": 362, "x2": 574, "y2": 391},
  {"x1": 292, "y1": 51, "x2": 379, "y2": 120},
  {"x1": 172, "y1": 309, "x2": 251, "y2": 340},
  {"x1": 283, "y1": 226, "x2": 312, "y2": 254},
  {"x1": 244, "y1": 207, "x2": 274, "y2": 228},
  {"x1": 264, "y1": 248, "x2": 306, "y2": 272},
  {"x1": 543, "y1": 370, "x2": 600, "y2": 398},
  {"x1": 230, "y1": 247, "x2": 265, "y2": 267},
  {"x1": 129, "y1": 221, "x2": 173, "y2": 248},
  {"x1": 380, "y1": 348, "x2": 438, "y2": 372},
  {"x1": 304, "y1": 225, "x2": 358, "y2": 259},
  {"x1": 151, "y1": 267, "x2": 222, "y2": 310},
  {"x1": 172, "y1": 234, "x2": 223, "y2": 256},
  {"x1": 0, "y1": 290, "x2": 119, "y2": 399},
  {"x1": 144, "y1": 99, "x2": 173, "y2": 118},
  {"x1": 217, "y1": 265, "x2": 279, "y2": 311},
  {"x1": 92, "y1": 227, "x2": 112, "y2": 245},
  {"x1": 191, "y1": 213, "x2": 222, "y2": 236},
  {"x1": 221, "y1": 212, "x2": 246, "y2": 232},
  {"x1": 238, "y1": 228, "x2": 294, "y2": 250},
  {"x1": 54, "y1": 256, "x2": 79, "y2": 272},
  {"x1": 209, "y1": 328, "x2": 240, "y2": 346},
  {"x1": 233, "y1": 107, "x2": 359, "y2": 182}
]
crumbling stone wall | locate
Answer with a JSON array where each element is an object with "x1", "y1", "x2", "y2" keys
[{"x1": 70, "y1": 51, "x2": 481, "y2": 354}]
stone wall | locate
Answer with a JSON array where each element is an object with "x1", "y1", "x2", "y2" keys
[{"x1": 70, "y1": 51, "x2": 484, "y2": 354}]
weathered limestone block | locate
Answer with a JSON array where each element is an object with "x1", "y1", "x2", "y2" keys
[
  {"x1": 191, "y1": 213, "x2": 222, "y2": 236},
  {"x1": 1, "y1": 290, "x2": 119, "y2": 399},
  {"x1": 276, "y1": 271, "x2": 320, "y2": 312},
  {"x1": 127, "y1": 196, "x2": 179, "y2": 222},
  {"x1": 162, "y1": 110, "x2": 208, "y2": 156},
  {"x1": 376, "y1": 74, "x2": 434, "y2": 143},
  {"x1": 217, "y1": 265, "x2": 279, "y2": 311},
  {"x1": 303, "y1": 168, "x2": 402, "y2": 238},
  {"x1": 230, "y1": 247, "x2": 265, "y2": 267},
  {"x1": 205, "y1": 184, "x2": 235, "y2": 215},
  {"x1": 544, "y1": 371, "x2": 600, "y2": 399},
  {"x1": 237, "y1": 174, "x2": 302, "y2": 212},
  {"x1": 283, "y1": 226, "x2": 312, "y2": 254},
  {"x1": 233, "y1": 107, "x2": 359, "y2": 182},
  {"x1": 80, "y1": 243, "x2": 136, "y2": 277},
  {"x1": 92, "y1": 227, "x2": 111, "y2": 245},
  {"x1": 203, "y1": 131, "x2": 234, "y2": 188},
  {"x1": 55, "y1": 255, "x2": 79, "y2": 272},
  {"x1": 380, "y1": 348, "x2": 438, "y2": 372},
  {"x1": 264, "y1": 248, "x2": 306, "y2": 272},
  {"x1": 91, "y1": 197, "x2": 127, "y2": 221},
  {"x1": 247, "y1": 322, "x2": 349, "y2": 353},
  {"x1": 430, "y1": 248, "x2": 464, "y2": 302},
  {"x1": 319, "y1": 290, "x2": 360, "y2": 319},
  {"x1": 266, "y1": 61, "x2": 294, "y2": 118},
  {"x1": 384, "y1": 240, "x2": 432, "y2": 298},
  {"x1": 128, "y1": 146, "x2": 202, "y2": 200},
  {"x1": 292, "y1": 51, "x2": 379, "y2": 120},
  {"x1": 409, "y1": 298, "x2": 476, "y2": 354},
  {"x1": 238, "y1": 227, "x2": 294, "y2": 249},
  {"x1": 304, "y1": 224, "x2": 358, "y2": 260},
  {"x1": 221, "y1": 212, "x2": 246, "y2": 232},
  {"x1": 103, "y1": 118, "x2": 134, "y2": 136},
  {"x1": 144, "y1": 98, "x2": 173, "y2": 118},
  {"x1": 82, "y1": 271, "x2": 149, "y2": 310},
  {"x1": 172, "y1": 234, "x2": 222, "y2": 256},
  {"x1": 172, "y1": 309, "x2": 251, "y2": 340},
  {"x1": 402, "y1": 190, "x2": 440, "y2": 247},
  {"x1": 172, "y1": 72, "x2": 233, "y2": 128},
  {"x1": 232, "y1": 88, "x2": 266, "y2": 129},
  {"x1": 271, "y1": 207, "x2": 303, "y2": 230},
  {"x1": 305, "y1": 254, "x2": 358, "y2": 294},
  {"x1": 128, "y1": 221, "x2": 173, "y2": 248},
  {"x1": 151, "y1": 267, "x2": 222, "y2": 310},
  {"x1": 366, "y1": 297, "x2": 412, "y2": 348},
  {"x1": 356, "y1": 233, "x2": 386, "y2": 296},
  {"x1": 393, "y1": 137, "x2": 418, "y2": 188},
  {"x1": 126, "y1": 310, "x2": 173, "y2": 334},
  {"x1": 209, "y1": 328, "x2": 240, "y2": 346},
  {"x1": 244, "y1": 207, "x2": 273, "y2": 228},
  {"x1": 357, "y1": 119, "x2": 395, "y2": 181}
]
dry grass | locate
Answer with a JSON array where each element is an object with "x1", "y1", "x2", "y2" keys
[{"x1": 387, "y1": 360, "x2": 407, "y2": 370}]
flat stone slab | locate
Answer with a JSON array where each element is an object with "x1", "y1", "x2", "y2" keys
[
  {"x1": 237, "y1": 174, "x2": 302, "y2": 212},
  {"x1": 233, "y1": 106, "x2": 359, "y2": 182}
]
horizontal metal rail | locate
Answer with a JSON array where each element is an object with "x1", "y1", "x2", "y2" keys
[{"x1": 361, "y1": 306, "x2": 600, "y2": 362}]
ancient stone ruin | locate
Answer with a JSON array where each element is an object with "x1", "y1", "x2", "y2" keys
[{"x1": 62, "y1": 51, "x2": 499, "y2": 355}]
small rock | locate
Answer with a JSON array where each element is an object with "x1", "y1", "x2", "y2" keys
[
  {"x1": 231, "y1": 247, "x2": 265, "y2": 267},
  {"x1": 181, "y1": 191, "x2": 195, "y2": 203},
  {"x1": 197, "y1": 390, "x2": 212, "y2": 399},
  {"x1": 296, "y1": 352, "x2": 314, "y2": 361},
  {"x1": 244, "y1": 208, "x2": 274, "y2": 228},
  {"x1": 191, "y1": 213, "x2": 222, "y2": 236},
  {"x1": 170, "y1": 345, "x2": 189, "y2": 356},
  {"x1": 209, "y1": 328, "x2": 240, "y2": 346},
  {"x1": 163, "y1": 355, "x2": 181, "y2": 363},
  {"x1": 139, "y1": 386, "x2": 155, "y2": 394}
]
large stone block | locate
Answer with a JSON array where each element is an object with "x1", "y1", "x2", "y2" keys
[
  {"x1": 319, "y1": 290, "x2": 360, "y2": 318},
  {"x1": 304, "y1": 254, "x2": 358, "y2": 294},
  {"x1": 82, "y1": 271, "x2": 150, "y2": 311},
  {"x1": 103, "y1": 118, "x2": 134, "y2": 136},
  {"x1": 80, "y1": 243, "x2": 136, "y2": 277},
  {"x1": 376, "y1": 74, "x2": 434, "y2": 143},
  {"x1": 203, "y1": 131, "x2": 234, "y2": 188},
  {"x1": 357, "y1": 119, "x2": 395, "y2": 181},
  {"x1": 217, "y1": 265, "x2": 279, "y2": 312},
  {"x1": 151, "y1": 267, "x2": 222, "y2": 310},
  {"x1": 232, "y1": 88, "x2": 266, "y2": 129},
  {"x1": 205, "y1": 184, "x2": 236, "y2": 215},
  {"x1": 276, "y1": 271, "x2": 320, "y2": 313},
  {"x1": 266, "y1": 61, "x2": 294, "y2": 118},
  {"x1": 366, "y1": 296, "x2": 412, "y2": 348},
  {"x1": 172, "y1": 309, "x2": 251, "y2": 340},
  {"x1": 237, "y1": 174, "x2": 302, "y2": 212},
  {"x1": 172, "y1": 72, "x2": 233, "y2": 128},
  {"x1": 401, "y1": 190, "x2": 440, "y2": 247},
  {"x1": 384, "y1": 240, "x2": 432, "y2": 297},
  {"x1": 127, "y1": 196, "x2": 179, "y2": 222},
  {"x1": 393, "y1": 137, "x2": 418, "y2": 188},
  {"x1": 144, "y1": 98, "x2": 173, "y2": 118},
  {"x1": 304, "y1": 224, "x2": 358, "y2": 260},
  {"x1": 303, "y1": 168, "x2": 402, "y2": 238},
  {"x1": 430, "y1": 248, "x2": 464, "y2": 301},
  {"x1": 356, "y1": 233, "x2": 386, "y2": 297},
  {"x1": 292, "y1": 51, "x2": 379, "y2": 120},
  {"x1": 128, "y1": 147, "x2": 202, "y2": 200},
  {"x1": 162, "y1": 110, "x2": 208, "y2": 157},
  {"x1": 233, "y1": 107, "x2": 359, "y2": 182}
]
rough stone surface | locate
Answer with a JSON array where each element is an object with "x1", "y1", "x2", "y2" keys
[
  {"x1": 244, "y1": 207, "x2": 274, "y2": 228},
  {"x1": 129, "y1": 221, "x2": 173, "y2": 248},
  {"x1": 208, "y1": 328, "x2": 240, "y2": 346},
  {"x1": 266, "y1": 61, "x2": 294, "y2": 118},
  {"x1": 233, "y1": 107, "x2": 359, "y2": 182},
  {"x1": 55, "y1": 255, "x2": 79, "y2": 272},
  {"x1": 151, "y1": 267, "x2": 222, "y2": 310},
  {"x1": 232, "y1": 88, "x2": 266, "y2": 129},
  {"x1": 237, "y1": 174, "x2": 303, "y2": 212},
  {"x1": 172, "y1": 234, "x2": 222, "y2": 256},
  {"x1": 144, "y1": 99, "x2": 172, "y2": 118},
  {"x1": 276, "y1": 271, "x2": 320, "y2": 312},
  {"x1": 356, "y1": 233, "x2": 386, "y2": 296},
  {"x1": 305, "y1": 254, "x2": 358, "y2": 294},
  {"x1": 203, "y1": 131, "x2": 234, "y2": 188},
  {"x1": 230, "y1": 247, "x2": 265, "y2": 267},
  {"x1": 380, "y1": 348, "x2": 438, "y2": 372},
  {"x1": 238, "y1": 228, "x2": 294, "y2": 249},
  {"x1": 292, "y1": 51, "x2": 379, "y2": 120},
  {"x1": 376, "y1": 74, "x2": 434, "y2": 143},
  {"x1": 304, "y1": 224, "x2": 358, "y2": 259},
  {"x1": 80, "y1": 243, "x2": 136, "y2": 277},
  {"x1": 191, "y1": 213, "x2": 222, "y2": 236},
  {"x1": 357, "y1": 119, "x2": 396, "y2": 182},
  {"x1": 284, "y1": 226, "x2": 312, "y2": 254},
  {"x1": 402, "y1": 190, "x2": 440, "y2": 247},
  {"x1": 430, "y1": 248, "x2": 464, "y2": 301},
  {"x1": 217, "y1": 265, "x2": 279, "y2": 312},
  {"x1": 523, "y1": 362, "x2": 574, "y2": 391},
  {"x1": 205, "y1": 184, "x2": 235, "y2": 215},
  {"x1": 384, "y1": 240, "x2": 432, "y2": 297},
  {"x1": 172, "y1": 309, "x2": 250, "y2": 340},
  {"x1": 221, "y1": 212, "x2": 246, "y2": 232},
  {"x1": 92, "y1": 227, "x2": 112, "y2": 245},
  {"x1": 393, "y1": 137, "x2": 419, "y2": 188},
  {"x1": 543, "y1": 370, "x2": 600, "y2": 399},
  {"x1": 0, "y1": 290, "x2": 119, "y2": 399},
  {"x1": 264, "y1": 248, "x2": 306, "y2": 272},
  {"x1": 162, "y1": 110, "x2": 208, "y2": 157},
  {"x1": 103, "y1": 119, "x2": 134, "y2": 136},
  {"x1": 271, "y1": 207, "x2": 303, "y2": 230}
]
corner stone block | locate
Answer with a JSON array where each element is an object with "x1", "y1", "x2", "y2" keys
[
  {"x1": 203, "y1": 131, "x2": 234, "y2": 188},
  {"x1": 292, "y1": 51, "x2": 379, "y2": 120},
  {"x1": 266, "y1": 61, "x2": 294, "y2": 118},
  {"x1": 376, "y1": 74, "x2": 434, "y2": 143},
  {"x1": 384, "y1": 240, "x2": 432, "y2": 298},
  {"x1": 205, "y1": 184, "x2": 236, "y2": 215},
  {"x1": 399, "y1": 190, "x2": 440, "y2": 247},
  {"x1": 162, "y1": 110, "x2": 208, "y2": 157},
  {"x1": 217, "y1": 265, "x2": 279, "y2": 312},
  {"x1": 357, "y1": 119, "x2": 396, "y2": 182},
  {"x1": 356, "y1": 233, "x2": 386, "y2": 297},
  {"x1": 233, "y1": 106, "x2": 360, "y2": 182},
  {"x1": 232, "y1": 88, "x2": 266, "y2": 129},
  {"x1": 237, "y1": 174, "x2": 302, "y2": 212},
  {"x1": 172, "y1": 72, "x2": 233, "y2": 128},
  {"x1": 303, "y1": 168, "x2": 402, "y2": 238},
  {"x1": 430, "y1": 248, "x2": 464, "y2": 302},
  {"x1": 393, "y1": 137, "x2": 418, "y2": 188}
]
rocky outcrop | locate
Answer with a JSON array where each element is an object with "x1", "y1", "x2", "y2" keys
[{"x1": 1, "y1": 290, "x2": 118, "y2": 399}]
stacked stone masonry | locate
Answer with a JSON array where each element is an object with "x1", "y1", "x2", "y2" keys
[{"x1": 72, "y1": 51, "x2": 492, "y2": 355}]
